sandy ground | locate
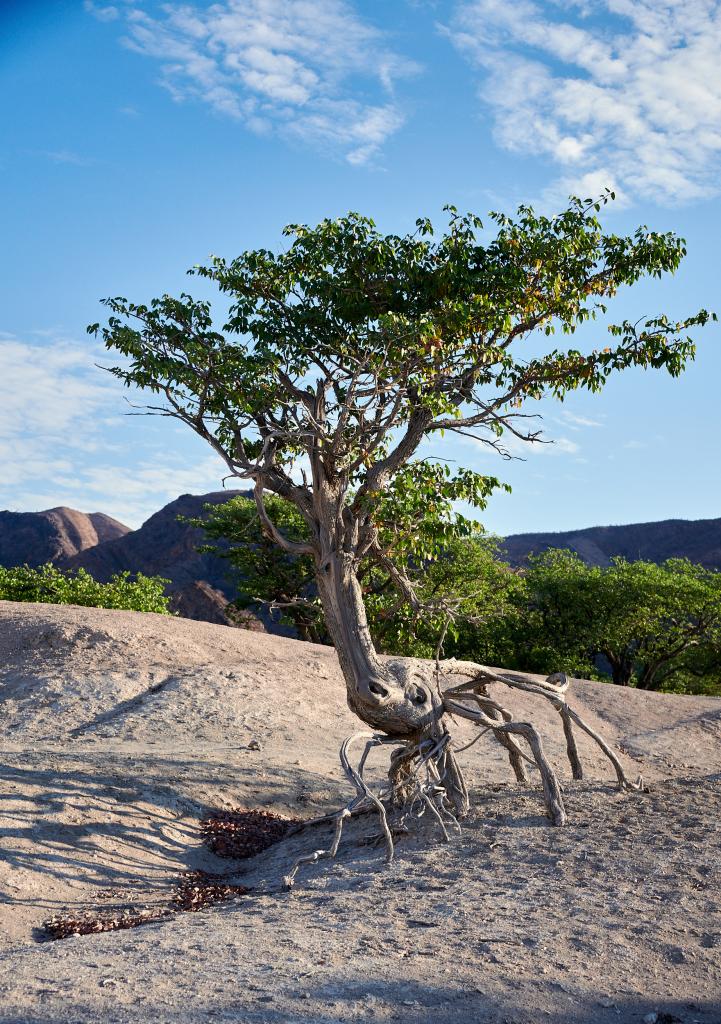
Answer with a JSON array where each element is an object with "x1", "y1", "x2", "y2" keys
[{"x1": 0, "y1": 600, "x2": 720, "y2": 1023}]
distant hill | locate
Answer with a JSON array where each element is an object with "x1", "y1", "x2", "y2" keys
[
  {"x1": 4, "y1": 494, "x2": 720, "y2": 628},
  {"x1": 501, "y1": 517, "x2": 721, "y2": 569},
  {"x1": 0, "y1": 507, "x2": 129, "y2": 567},
  {"x1": 59, "y1": 490, "x2": 261, "y2": 627}
]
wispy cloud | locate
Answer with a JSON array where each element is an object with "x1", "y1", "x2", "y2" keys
[
  {"x1": 558, "y1": 410, "x2": 604, "y2": 429},
  {"x1": 545, "y1": 436, "x2": 580, "y2": 455},
  {"x1": 70, "y1": 455, "x2": 230, "y2": 526},
  {"x1": 97, "y1": 0, "x2": 418, "y2": 165},
  {"x1": 0, "y1": 335, "x2": 117, "y2": 442},
  {"x1": 5, "y1": 455, "x2": 230, "y2": 530},
  {"x1": 84, "y1": 1, "x2": 120, "y2": 22},
  {"x1": 39, "y1": 149, "x2": 93, "y2": 166},
  {"x1": 0, "y1": 333, "x2": 227, "y2": 527},
  {"x1": 446, "y1": 0, "x2": 721, "y2": 205},
  {"x1": 461, "y1": 431, "x2": 581, "y2": 458}
]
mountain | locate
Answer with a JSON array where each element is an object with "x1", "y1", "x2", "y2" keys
[
  {"x1": 500, "y1": 516, "x2": 721, "y2": 569},
  {"x1": 59, "y1": 490, "x2": 262, "y2": 627},
  {"x1": 0, "y1": 507, "x2": 130, "y2": 567},
  {"x1": 4, "y1": 493, "x2": 720, "y2": 628}
]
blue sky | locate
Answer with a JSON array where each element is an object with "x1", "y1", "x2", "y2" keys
[{"x1": 1, "y1": 0, "x2": 720, "y2": 533}]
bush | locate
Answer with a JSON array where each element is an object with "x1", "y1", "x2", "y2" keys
[{"x1": 0, "y1": 563, "x2": 171, "y2": 614}]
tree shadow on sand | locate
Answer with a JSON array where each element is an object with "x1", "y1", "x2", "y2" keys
[
  {"x1": 0, "y1": 982, "x2": 717, "y2": 1024},
  {"x1": 0, "y1": 754, "x2": 342, "y2": 914}
]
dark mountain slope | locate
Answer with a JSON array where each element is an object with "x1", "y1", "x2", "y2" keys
[
  {"x1": 0, "y1": 507, "x2": 130, "y2": 568},
  {"x1": 501, "y1": 517, "x2": 721, "y2": 569},
  {"x1": 59, "y1": 491, "x2": 253, "y2": 624},
  {"x1": 5, "y1": 493, "x2": 719, "y2": 626}
]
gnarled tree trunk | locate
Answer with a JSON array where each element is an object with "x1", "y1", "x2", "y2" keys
[
  {"x1": 314, "y1": 548, "x2": 442, "y2": 738},
  {"x1": 281, "y1": 510, "x2": 645, "y2": 889}
]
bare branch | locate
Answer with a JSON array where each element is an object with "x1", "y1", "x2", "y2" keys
[{"x1": 253, "y1": 480, "x2": 315, "y2": 557}]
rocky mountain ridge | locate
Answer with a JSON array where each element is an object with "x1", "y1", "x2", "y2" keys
[
  {"x1": 499, "y1": 516, "x2": 721, "y2": 569},
  {"x1": 58, "y1": 491, "x2": 252, "y2": 625},
  {"x1": 0, "y1": 506, "x2": 130, "y2": 567},
  {"x1": 2, "y1": 494, "x2": 719, "y2": 626}
]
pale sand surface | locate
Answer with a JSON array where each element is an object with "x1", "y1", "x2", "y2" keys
[{"x1": 0, "y1": 601, "x2": 719, "y2": 1023}]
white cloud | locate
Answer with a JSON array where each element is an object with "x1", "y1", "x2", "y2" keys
[
  {"x1": 548, "y1": 436, "x2": 580, "y2": 455},
  {"x1": 464, "y1": 430, "x2": 580, "y2": 458},
  {"x1": 79, "y1": 457, "x2": 226, "y2": 501},
  {"x1": 73, "y1": 455, "x2": 229, "y2": 526},
  {"x1": 0, "y1": 333, "x2": 228, "y2": 528},
  {"x1": 540, "y1": 168, "x2": 630, "y2": 213},
  {"x1": 447, "y1": 0, "x2": 721, "y2": 205},
  {"x1": 84, "y1": 1, "x2": 121, "y2": 22},
  {"x1": 558, "y1": 410, "x2": 604, "y2": 429},
  {"x1": 39, "y1": 149, "x2": 92, "y2": 166},
  {"x1": 106, "y1": 0, "x2": 418, "y2": 165},
  {"x1": 3, "y1": 455, "x2": 230, "y2": 530},
  {"x1": 0, "y1": 335, "x2": 117, "y2": 442}
]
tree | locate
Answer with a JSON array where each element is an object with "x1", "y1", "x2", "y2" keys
[
  {"x1": 507, "y1": 550, "x2": 721, "y2": 694},
  {"x1": 91, "y1": 196, "x2": 713, "y2": 868},
  {"x1": 190, "y1": 494, "x2": 519, "y2": 655},
  {"x1": 601, "y1": 558, "x2": 721, "y2": 691}
]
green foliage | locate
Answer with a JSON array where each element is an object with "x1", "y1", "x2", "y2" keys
[
  {"x1": 473, "y1": 551, "x2": 721, "y2": 695},
  {"x1": 186, "y1": 496, "x2": 321, "y2": 641},
  {"x1": 193, "y1": 495, "x2": 721, "y2": 696},
  {"x1": 368, "y1": 463, "x2": 508, "y2": 564},
  {"x1": 190, "y1": 496, "x2": 516, "y2": 654},
  {"x1": 91, "y1": 196, "x2": 714, "y2": 498},
  {"x1": 0, "y1": 563, "x2": 172, "y2": 614},
  {"x1": 366, "y1": 534, "x2": 523, "y2": 660}
]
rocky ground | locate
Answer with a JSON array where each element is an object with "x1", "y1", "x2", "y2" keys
[{"x1": 0, "y1": 601, "x2": 719, "y2": 1023}]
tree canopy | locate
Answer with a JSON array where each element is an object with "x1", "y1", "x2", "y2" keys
[
  {"x1": 91, "y1": 194, "x2": 713, "y2": 611},
  {"x1": 500, "y1": 551, "x2": 721, "y2": 694}
]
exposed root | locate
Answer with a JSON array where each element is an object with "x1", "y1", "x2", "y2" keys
[
  {"x1": 485, "y1": 705, "x2": 530, "y2": 783},
  {"x1": 558, "y1": 703, "x2": 584, "y2": 781},
  {"x1": 282, "y1": 664, "x2": 647, "y2": 888},
  {"x1": 443, "y1": 663, "x2": 646, "y2": 797},
  {"x1": 444, "y1": 691, "x2": 567, "y2": 825},
  {"x1": 283, "y1": 732, "x2": 393, "y2": 889},
  {"x1": 282, "y1": 728, "x2": 465, "y2": 889}
]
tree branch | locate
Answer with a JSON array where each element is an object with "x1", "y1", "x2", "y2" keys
[{"x1": 253, "y1": 481, "x2": 315, "y2": 557}]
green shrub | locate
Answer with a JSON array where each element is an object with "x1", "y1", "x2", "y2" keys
[
  {"x1": 462, "y1": 551, "x2": 721, "y2": 697},
  {"x1": 0, "y1": 563, "x2": 171, "y2": 614}
]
